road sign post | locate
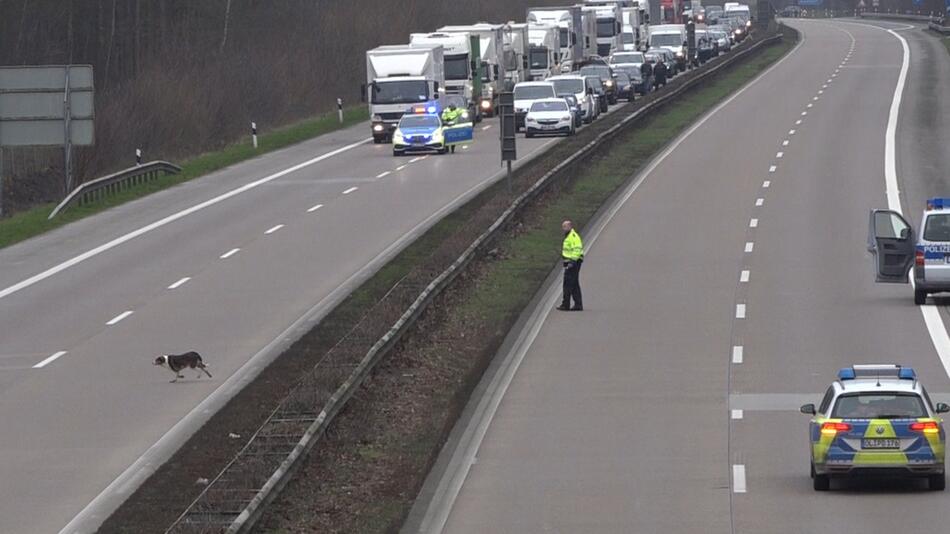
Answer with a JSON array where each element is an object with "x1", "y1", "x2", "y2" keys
[
  {"x1": 499, "y1": 91, "x2": 516, "y2": 195},
  {"x1": 0, "y1": 65, "x2": 95, "y2": 208}
]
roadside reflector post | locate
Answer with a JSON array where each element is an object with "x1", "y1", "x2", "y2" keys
[
  {"x1": 251, "y1": 122, "x2": 258, "y2": 149},
  {"x1": 135, "y1": 148, "x2": 142, "y2": 166},
  {"x1": 337, "y1": 98, "x2": 344, "y2": 124},
  {"x1": 498, "y1": 91, "x2": 516, "y2": 196}
]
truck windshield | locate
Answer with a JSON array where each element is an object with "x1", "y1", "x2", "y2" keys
[
  {"x1": 373, "y1": 80, "x2": 429, "y2": 105},
  {"x1": 514, "y1": 85, "x2": 556, "y2": 100},
  {"x1": 559, "y1": 28, "x2": 570, "y2": 48},
  {"x1": 444, "y1": 55, "x2": 470, "y2": 81},
  {"x1": 481, "y1": 61, "x2": 492, "y2": 82},
  {"x1": 651, "y1": 34, "x2": 684, "y2": 47},
  {"x1": 530, "y1": 49, "x2": 549, "y2": 69},
  {"x1": 597, "y1": 18, "x2": 616, "y2": 38},
  {"x1": 551, "y1": 79, "x2": 584, "y2": 95},
  {"x1": 622, "y1": 32, "x2": 635, "y2": 44}
]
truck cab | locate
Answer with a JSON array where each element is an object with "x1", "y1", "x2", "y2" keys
[
  {"x1": 410, "y1": 32, "x2": 482, "y2": 122},
  {"x1": 364, "y1": 44, "x2": 445, "y2": 143},
  {"x1": 439, "y1": 24, "x2": 506, "y2": 117},
  {"x1": 527, "y1": 7, "x2": 584, "y2": 69},
  {"x1": 527, "y1": 23, "x2": 561, "y2": 80}
]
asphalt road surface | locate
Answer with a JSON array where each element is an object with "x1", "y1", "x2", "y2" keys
[
  {"x1": 407, "y1": 19, "x2": 950, "y2": 533},
  {"x1": 0, "y1": 100, "x2": 612, "y2": 531}
]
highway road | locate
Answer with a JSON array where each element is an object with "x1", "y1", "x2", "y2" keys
[
  {"x1": 0, "y1": 95, "x2": 610, "y2": 531},
  {"x1": 406, "y1": 19, "x2": 950, "y2": 533}
]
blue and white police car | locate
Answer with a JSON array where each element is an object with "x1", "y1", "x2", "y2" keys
[{"x1": 868, "y1": 198, "x2": 950, "y2": 304}]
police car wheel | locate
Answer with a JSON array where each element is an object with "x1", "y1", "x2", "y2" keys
[
  {"x1": 915, "y1": 289, "x2": 928, "y2": 305},
  {"x1": 929, "y1": 474, "x2": 945, "y2": 491},
  {"x1": 813, "y1": 474, "x2": 830, "y2": 491}
]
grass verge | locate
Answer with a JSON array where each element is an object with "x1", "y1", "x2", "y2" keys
[
  {"x1": 0, "y1": 106, "x2": 367, "y2": 250},
  {"x1": 255, "y1": 30, "x2": 798, "y2": 534}
]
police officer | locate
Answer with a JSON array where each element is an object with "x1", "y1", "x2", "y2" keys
[
  {"x1": 441, "y1": 104, "x2": 464, "y2": 153},
  {"x1": 557, "y1": 220, "x2": 584, "y2": 311},
  {"x1": 639, "y1": 60, "x2": 653, "y2": 95},
  {"x1": 653, "y1": 58, "x2": 668, "y2": 89}
]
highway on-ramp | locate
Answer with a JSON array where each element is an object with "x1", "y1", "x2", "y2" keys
[
  {"x1": 410, "y1": 19, "x2": 950, "y2": 533},
  {"x1": 0, "y1": 105, "x2": 602, "y2": 532}
]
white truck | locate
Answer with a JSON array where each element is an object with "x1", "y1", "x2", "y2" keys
[
  {"x1": 364, "y1": 44, "x2": 444, "y2": 143},
  {"x1": 579, "y1": 8, "x2": 601, "y2": 59},
  {"x1": 527, "y1": 23, "x2": 561, "y2": 80},
  {"x1": 439, "y1": 23, "x2": 506, "y2": 117},
  {"x1": 526, "y1": 6, "x2": 584, "y2": 69},
  {"x1": 648, "y1": 23, "x2": 687, "y2": 72},
  {"x1": 504, "y1": 23, "x2": 531, "y2": 86},
  {"x1": 582, "y1": 1, "x2": 625, "y2": 57},
  {"x1": 409, "y1": 32, "x2": 479, "y2": 120},
  {"x1": 621, "y1": 5, "x2": 649, "y2": 51}
]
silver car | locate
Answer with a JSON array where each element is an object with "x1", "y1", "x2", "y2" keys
[{"x1": 868, "y1": 198, "x2": 950, "y2": 304}]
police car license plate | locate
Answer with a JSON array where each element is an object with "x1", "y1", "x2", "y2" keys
[{"x1": 862, "y1": 438, "x2": 900, "y2": 449}]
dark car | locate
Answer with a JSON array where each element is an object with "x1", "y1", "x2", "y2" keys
[
  {"x1": 614, "y1": 71, "x2": 635, "y2": 102},
  {"x1": 583, "y1": 75, "x2": 609, "y2": 113},
  {"x1": 578, "y1": 64, "x2": 618, "y2": 105},
  {"x1": 562, "y1": 94, "x2": 584, "y2": 127}
]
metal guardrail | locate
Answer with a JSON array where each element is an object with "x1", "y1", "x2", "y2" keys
[
  {"x1": 48, "y1": 160, "x2": 182, "y2": 219},
  {"x1": 930, "y1": 21, "x2": 950, "y2": 34},
  {"x1": 165, "y1": 30, "x2": 787, "y2": 534},
  {"x1": 859, "y1": 11, "x2": 936, "y2": 21}
]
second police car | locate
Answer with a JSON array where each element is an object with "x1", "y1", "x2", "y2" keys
[
  {"x1": 801, "y1": 365, "x2": 947, "y2": 491},
  {"x1": 868, "y1": 198, "x2": 950, "y2": 304}
]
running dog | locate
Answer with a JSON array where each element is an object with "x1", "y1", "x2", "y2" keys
[{"x1": 154, "y1": 352, "x2": 212, "y2": 383}]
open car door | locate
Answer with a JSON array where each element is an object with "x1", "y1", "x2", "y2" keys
[{"x1": 867, "y1": 209, "x2": 915, "y2": 283}]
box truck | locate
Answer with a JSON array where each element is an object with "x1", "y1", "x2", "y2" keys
[{"x1": 364, "y1": 44, "x2": 444, "y2": 143}]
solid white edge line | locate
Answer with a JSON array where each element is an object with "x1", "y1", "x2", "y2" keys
[
  {"x1": 0, "y1": 138, "x2": 371, "y2": 301},
  {"x1": 220, "y1": 248, "x2": 240, "y2": 259},
  {"x1": 733, "y1": 464, "x2": 747, "y2": 493},
  {"x1": 342, "y1": 187, "x2": 358, "y2": 195},
  {"x1": 34, "y1": 351, "x2": 67, "y2": 369},
  {"x1": 167, "y1": 277, "x2": 191, "y2": 290},
  {"x1": 106, "y1": 311, "x2": 133, "y2": 326},
  {"x1": 731, "y1": 409, "x2": 744, "y2": 420},
  {"x1": 732, "y1": 346, "x2": 744, "y2": 364},
  {"x1": 307, "y1": 204, "x2": 323, "y2": 213},
  {"x1": 414, "y1": 33, "x2": 806, "y2": 534},
  {"x1": 264, "y1": 224, "x2": 284, "y2": 235}
]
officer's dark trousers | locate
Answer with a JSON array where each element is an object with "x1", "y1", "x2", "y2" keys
[{"x1": 561, "y1": 260, "x2": 583, "y2": 309}]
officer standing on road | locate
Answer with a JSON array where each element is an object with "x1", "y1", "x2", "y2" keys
[
  {"x1": 557, "y1": 220, "x2": 584, "y2": 311},
  {"x1": 441, "y1": 104, "x2": 463, "y2": 153},
  {"x1": 640, "y1": 60, "x2": 653, "y2": 94}
]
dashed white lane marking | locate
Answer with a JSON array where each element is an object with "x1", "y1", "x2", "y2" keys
[
  {"x1": 807, "y1": 103, "x2": 814, "y2": 109},
  {"x1": 789, "y1": 129, "x2": 796, "y2": 135},
  {"x1": 733, "y1": 464, "x2": 747, "y2": 493},
  {"x1": 745, "y1": 242, "x2": 755, "y2": 253},
  {"x1": 812, "y1": 96, "x2": 819, "y2": 101},
  {"x1": 801, "y1": 111, "x2": 808, "y2": 116},
  {"x1": 827, "y1": 78, "x2": 832, "y2": 83},
  {"x1": 34, "y1": 351, "x2": 67, "y2": 369},
  {"x1": 795, "y1": 119, "x2": 802, "y2": 125},
  {"x1": 749, "y1": 218, "x2": 759, "y2": 228},
  {"x1": 220, "y1": 248, "x2": 240, "y2": 259},
  {"x1": 818, "y1": 89, "x2": 824, "y2": 94},
  {"x1": 755, "y1": 198, "x2": 764, "y2": 207},
  {"x1": 731, "y1": 409, "x2": 744, "y2": 420},
  {"x1": 106, "y1": 311, "x2": 133, "y2": 326},
  {"x1": 768, "y1": 165, "x2": 777, "y2": 173},
  {"x1": 740, "y1": 270, "x2": 750, "y2": 282},
  {"x1": 376, "y1": 171, "x2": 391, "y2": 179},
  {"x1": 0, "y1": 137, "x2": 371, "y2": 301},
  {"x1": 167, "y1": 277, "x2": 191, "y2": 290},
  {"x1": 736, "y1": 304, "x2": 747, "y2": 319},
  {"x1": 342, "y1": 187, "x2": 358, "y2": 195},
  {"x1": 776, "y1": 152, "x2": 783, "y2": 158},
  {"x1": 732, "y1": 345, "x2": 744, "y2": 363},
  {"x1": 782, "y1": 140, "x2": 789, "y2": 146},
  {"x1": 409, "y1": 157, "x2": 424, "y2": 163},
  {"x1": 396, "y1": 164, "x2": 408, "y2": 171},
  {"x1": 482, "y1": 125, "x2": 492, "y2": 130},
  {"x1": 307, "y1": 204, "x2": 323, "y2": 213},
  {"x1": 762, "y1": 180, "x2": 770, "y2": 188},
  {"x1": 462, "y1": 145, "x2": 470, "y2": 150},
  {"x1": 264, "y1": 224, "x2": 284, "y2": 235}
]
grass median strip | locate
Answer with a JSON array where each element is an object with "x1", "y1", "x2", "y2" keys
[
  {"x1": 255, "y1": 32, "x2": 797, "y2": 534},
  {"x1": 0, "y1": 106, "x2": 367, "y2": 250}
]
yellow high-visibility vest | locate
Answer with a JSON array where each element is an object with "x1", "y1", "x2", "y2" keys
[{"x1": 562, "y1": 229, "x2": 584, "y2": 261}]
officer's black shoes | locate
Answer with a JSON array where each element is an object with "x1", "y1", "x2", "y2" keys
[
  {"x1": 556, "y1": 305, "x2": 571, "y2": 311},
  {"x1": 571, "y1": 307, "x2": 583, "y2": 311}
]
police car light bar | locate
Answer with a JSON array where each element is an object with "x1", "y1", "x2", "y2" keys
[
  {"x1": 838, "y1": 364, "x2": 916, "y2": 381},
  {"x1": 926, "y1": 198, "x2": 950, "y2": 210}
]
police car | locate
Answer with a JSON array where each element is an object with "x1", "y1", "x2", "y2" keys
[
  {"x1": 867, "y1": 198, "x2": 950, "y2": 304},
  {"x1": 800, "y1": 365, "x2": 948, "y2": 491},
  {"x1": 392, "y1": 107, "x2": 448, "y2": 156}
]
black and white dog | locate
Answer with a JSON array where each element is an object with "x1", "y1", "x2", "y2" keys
[{"x1": 153, "y1": 351, "x2": 212, "y2": 383}]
